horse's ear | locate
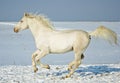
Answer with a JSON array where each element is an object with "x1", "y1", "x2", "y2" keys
[{"x1": 24, "y1": 13, "x2": 29, "y2": 17}]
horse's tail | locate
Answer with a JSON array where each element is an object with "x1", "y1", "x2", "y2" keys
[{"x1": 89, "y1": 26, "x2": 118, "y2": 45}]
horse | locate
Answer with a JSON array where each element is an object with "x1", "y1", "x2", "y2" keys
[{"x1": 14, "y1": 13, "x2": 117, "y2": 78}]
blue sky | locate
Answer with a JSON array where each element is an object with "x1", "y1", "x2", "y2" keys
[{"x1": 0, "y1": 0, "x2": 120, "y2": 21}]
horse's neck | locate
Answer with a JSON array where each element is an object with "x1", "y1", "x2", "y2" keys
[{"x1": 28, "y1": 20, "x2": 53, "y2": 40}]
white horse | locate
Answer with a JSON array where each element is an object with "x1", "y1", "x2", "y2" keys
[{"x1": 14, "y1": 13, "x2": 117, "y2": 78}]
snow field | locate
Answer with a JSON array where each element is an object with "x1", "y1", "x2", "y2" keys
[{"x1": 0, "y1": 64, "x2": 120, "y2": 83}]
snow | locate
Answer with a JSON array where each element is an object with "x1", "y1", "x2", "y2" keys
[
  {"x1": 0, "y1": 64, "x2": 120, "y2": 83},
  {"x1": 0, "y1": 22, "x2": 16, "y2": 26}
]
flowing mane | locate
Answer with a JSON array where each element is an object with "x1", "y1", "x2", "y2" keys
[{"x1": 27, "y1": 13, "x2": 54, "y2": 29}]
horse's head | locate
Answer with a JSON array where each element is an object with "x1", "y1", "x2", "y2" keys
[
  {"x1": 14, "y1": 13, "x2": 29, "y2": 33},
  {"x1": 14, "y1": 13, "x2": 54, "y2": 33}
]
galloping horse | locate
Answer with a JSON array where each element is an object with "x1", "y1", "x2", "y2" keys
[{"x1": 14, "y1": 13, "x2": 117, "y2": 78}]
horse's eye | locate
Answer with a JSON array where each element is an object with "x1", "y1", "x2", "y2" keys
[{"x1": 20, "y1": 20, "x2": 23, "y2": 23}]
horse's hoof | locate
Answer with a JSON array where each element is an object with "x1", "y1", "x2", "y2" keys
[
  {"x1": 65, "y1": 75, "x2": 70, "y2": 78},
  {"x1": 47, "y1": 65, "x2": 50, "y2": 69},
  {"x1": 34, "y1": 68, "x2": 38, "y2": 73}
]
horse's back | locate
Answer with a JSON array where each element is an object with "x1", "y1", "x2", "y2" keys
[
  {"x1": 55, "y1": 29, "x2": 89, "y2": 40},
  {"x1": 48, "y1": 29, "x2": 90, "y2": 53}
]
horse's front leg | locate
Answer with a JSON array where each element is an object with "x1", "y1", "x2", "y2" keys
[
  {"x1": 35, "y1": 49, "x2": 50, "y2": 69},
  {"x1": 37, "y1": 60, "x2": 50, "y2": 69},
  {"x1": 32, "y1": 50, "x2": 39, "y2": 73}
]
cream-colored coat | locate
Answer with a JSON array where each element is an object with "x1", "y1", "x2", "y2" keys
[{"x1": 14, "y1": 13, "x2": 117, "y2": 78}]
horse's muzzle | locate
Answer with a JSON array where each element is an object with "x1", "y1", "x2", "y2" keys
[{"x1": 14, "y1": 28, "x2": 19, "y2": 33}]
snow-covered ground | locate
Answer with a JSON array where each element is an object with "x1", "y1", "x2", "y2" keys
[{"x1": 0, "y1": 64, "x2": 120, "y2": 83}]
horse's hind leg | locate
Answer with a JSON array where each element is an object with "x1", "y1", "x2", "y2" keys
[
  {"x1": 68, "y1": 61, "x2": 74, "y2": 71},
  {"x1": 66, "y1": 51, "x2": 82, "y2": 78},
  {"x1": 68, "y1": 53, "x2": 84, "y2": 71}
]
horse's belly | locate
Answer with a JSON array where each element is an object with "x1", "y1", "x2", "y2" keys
[
  {"x1": 49, "y1": 41, "x2": 73, "y2": 53},
  {"x1": 50, "y1": 46, "x2": 73, "y2": 53}
]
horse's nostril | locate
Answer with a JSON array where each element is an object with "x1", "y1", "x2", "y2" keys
[{"x1": 14, "y1": 28, "x2": 19, "y2": 33}]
